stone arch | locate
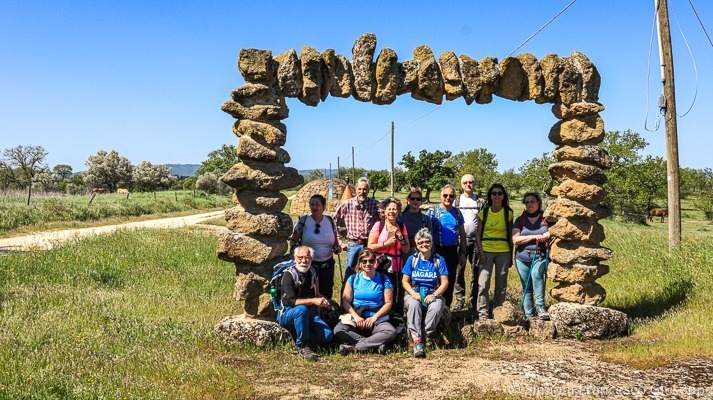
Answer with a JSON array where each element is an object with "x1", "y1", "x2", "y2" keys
[{"x1": 217, "y1": 33, "x2": 613, "y2": 318}]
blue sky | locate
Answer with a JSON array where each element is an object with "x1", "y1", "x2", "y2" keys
[{"x1": 1, "y1": 1, "x2": 711, "y2": 175}]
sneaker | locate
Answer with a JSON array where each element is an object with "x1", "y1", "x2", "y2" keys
[
  {"x1": 339, "y1": 344, "x2": 356, "y2": 355},
  {"x1": 451, "y1": 301, "x2": 464, "y2": 312},
  {"x1": 377, "y1": 343, "x2": 387, "y2": 355},
  {"x1": 537, "y1": 306, "x2": 550, "y2": 321},
  {"x1": 298, "y1": 344, "x2": 317, "y2": 361},
  {"x1": 413, "y1": 342, "x2": 426, "y2": 358}
]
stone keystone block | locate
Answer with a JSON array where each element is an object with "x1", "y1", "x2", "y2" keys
[
  {"x1": 238, "y1": 49, "x2": 276, "y2": 83},
  {"x1": 412, "y1": 45, "x2": 444, "y2": 104},
  {"x1": 217, "y1": 232, "x2": 288, "y2": 265},
  {"x1": 352, "y1": 33, "x2": 377, "y2": 102},
  {"x1": 221, "y1": 161, "x2": 303, "y2": 191},
  {"x1": 517, "y1": 53, "x2": 543, "y2": 101},
  {"x1": 233, "y1": 120, "x2": 287, "y2": 147},
  {"x1": 225, "y1": 207, "x2": 293, "y2": 237},
  {"x1": 550, "y1": 282, "x2": 606, "y2": 305},
  {"x1": 550, "y1": 180, "x2": 606, "y2": 204},
  {"x1": 547, "y1": 262, "x2": 610, "y2": 283},
  {"x1": 496, "y1": 57, "x2": 526, "y2": 101},
  {"x1": 549, "y1": 303, "x2": 627, "y2": 339},
  {"x1": 549, "y1": 114, "x2": 605, "y2": 145}
]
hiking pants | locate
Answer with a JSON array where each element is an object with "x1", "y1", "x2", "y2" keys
[
  {"x1": 278, "y1": 305, "x2": 334, "y2": 346},
  {"x1": 476, "y1": 251, "x2": 511, "y2": 320},
  {"x1": 454, "y1": 240, "x2": 478, "y2": 309},
  {"x1": 404, "y1": 295, "x2": 445, "y2": 341},
  {"x1": 312, "y1": 257, "x2": 335, "y2": 301},
  {"x1": 386, "y1": 271, "x2": 404, "y2": 316},
  {"x1": 435, "y1": 244, "x2": 459, "y2": 307},
  {"x1": 515, "y1": 256, "x2": 547, "y2": 319},
  {"x1": 334, "y1": 320, "x2": 397, "y2": 352}
]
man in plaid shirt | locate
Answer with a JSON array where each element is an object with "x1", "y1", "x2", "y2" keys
[{"x1": 334, "y1": 177, "x2": 380, "y2": 282}]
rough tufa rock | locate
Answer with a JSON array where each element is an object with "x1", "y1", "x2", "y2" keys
[
  {"x1": 493, "y1": 302, "x2": 526, "y2": 326},
  {"x1": 298, "y1": 46, "x2": 324, "y2": 106},
  {"x1": 238, "y1": 49, "x2": 276, "y2": 84},
  {"x1": 352, "y1": 33, "x2": 377, "y2": 102},
  {"x1": 544, "y1": 198, "x2": 611, "y2": 221},
  {"x1": 549, "y1": 240, "x2": 614, "y2": 265},
  {"x1": 231, "y1": 83, "x2": 282, "y2": 107},
  {"x1": 474, "y1": 319, "x2": 504, "y2": 338},
  {"x1": 397, "y1": 59, "x2": 419, "y2": 95},
  {"x1": 276, "y1": 49, "x2": 302, "y2": 97},
  {"x1": 459, "y1": 54, "x2": 481, "y2": 105},
  {"x1": 323, "y1": 51, "x2": 352, "y2": 98},
  {"x1": 549, "y1": 161, "x2": 607, "y2": 184},
  {"x1": 374, "y1": 48, "x2": 398, "y2": 105},
  {"x1": 549, "y1": 114, "x2": 605, "y2": 145},
  {"x1": 476, "y1": 56, "x2": 500, "y2": 104},
  {"x1": 571, "y1": 52, "x2": 601, "y2": 103},
  {"x1": 233, "y1": 272, "x2": 275, "y2": 318},
  {"x1": 518, "y1": 53, "x2": 544, "y2": 101},
  {"x1": 552, "y1": 145, "x2": 611, "y2": 169},
  {"x1": 460, "y1": 324, "x2": 476, "y2": 344},
  {"x1": 529, "y1": 319, "x2": 557, "y2": 340},
  {"x1": 550, "y1": 180, "x2": 606, "y2": 204},
  {"x1": 215, "y1": 314, "x2": 291, "y2": 346},
  {"x1": 221, "y1": 99, "x2": 289, "y2": 121},
  {"x1": 549, "y1": 303, "x2": 627, "y2": 339},
  {"x1": 234, "y1": 190, "x2": 288, "y2": 213},
  {"x1": 412, "y1": 45, "x2": 444, "y2": 104},
  {"x1": 538, "y1": 54, "x2": 561, "y2": 103},
  {"x1": 496, "y1": 57, "x2": 526, "y2": 101},
  {"x1": 557, "y1": 57, "x2": 583, "y2": 106},
  {"x1": 217, "y1": 232, "x2": 288, "y2": 265},
  {"x1": 549, "y1": 217, "x2": 605, "y2": 243},
  {"x1": 225, "y1": 207, "x2": 293, "y2": 237},
  {"x1": 552, "y1": 101, "x2": 605, "y2": 119},
  {"x1": 547, "y1": 262, "x2": 610, "y2": 283},
  {"x1": 321, "y1": 49, "x2": 336, "y2": 101},
  {"x1": 503, "y1": 325, "x2": 529, "y2": 338},
  {"x1": 236, "y1": 135, "x2": 290, "y2": 163},
  {"x1": 550, "y1": 282, "x2": 606, "y2": 305},
  {"x1": 233, "y1": 120, "x2": 287, "y2": 147},
  {"x1": 221, "y1": 161, "x2": 303, "y2": 191},
  {"x1": 439, "y1": 51, "x2": 464, "y2": 101}
]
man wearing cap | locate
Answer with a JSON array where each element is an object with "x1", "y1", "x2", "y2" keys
[
  {"x1": 399, "y1": 189, "x2": 433, "y2": 257},
  {"x1": 335, "y1": 177, "x2": 380, "y2": 282},
  {"x1": 452, "y1": 174, "x2": 485, "y2": 311}
]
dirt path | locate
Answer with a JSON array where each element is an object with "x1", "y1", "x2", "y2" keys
[{"x1": 0, "y1": 210, "x2": 225, "y2": 251}]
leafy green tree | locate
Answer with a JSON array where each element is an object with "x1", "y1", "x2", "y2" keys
[
  {"x1": 445, "y1": 148, "x2": 498, "y2": 192},
  {"x1": 196, "y1": 144, "x2": 239, "y2": 177},
  {"x1": 338, "y1": 166, "x2": 367, "y2": 185},
  {"x1": 83, "y1": 150, "x2": 133, "y2": 192},
  {"x1": 195, "y1": 171, "x2": 232, "y2": 195},
  {"x1": 393, "y1": 167, "x2": 407, "y2": 192},
  {"x1": 0, "y1": 145, "x2": 48, "y2": 189},
  {"x1": 132, "y1": 161, "x2": 177, "y2": 192},
  {"x1": 519, "y1": 152, "x2": 556, "y2": 194},
  {"x1": 53, "y1": 164, "x2": 73, "y2": 180},
  {"x1": 497, "y1": 168, "x2": 523, "y2": 196},
  {"x1": 400, "y1": 149, "x2": 454, "y2": 202},
  {"x1": 366, "y1": 170, "x2": 390, "y2": 198},
  {"x1": 306, "y1": 169, "x2": 325, "y2": 183}
]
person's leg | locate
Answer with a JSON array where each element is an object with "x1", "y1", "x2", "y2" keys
[
  {"x1": 387, "y1": 271, "x2": 404, "y2": 316},
  {"x1": 334, "y1": 322, "x2": 364, "y2": 345},
  {"x1": 467, "y1": 242, "x2": 479, "y2": 310},
  {"x1": 354, "y1": 322, "x2": 397, "y2": 352},
  {"x1": 492, "y1": 252, "x2": 511, "y2": 308},
  {"x1": 424, "y1": 296, "x2": 446, "y2": 337},
  {"x1": 531, "y1": 256, "x2": 548, "y2": 309},
  {"x1": 404, "y1": 295, "x2": 424, "y2": 341},
  {"x1": 344, "y1": 242, "x2": 362, "y2": 282},
  {"x1": 453, "y1": 243, "x2": 470, "y2": 306},
  {"x1": 316, "y1": 258, "x2": 335, "y2": 301},
  {"x1": 278, "y1": 305, "x2": 310, "y2": 346},
  {"x1": 515, "y1": 258, "x2": 535, "y2": 319},
  {"x1": 476, "y1": 252, "x2": 495, "y2": 319},
  {"x1": 438, "y1": 245, "x2": 459, "y2": 307},
  {"x1": 308, "y1": 308, "x2": 334, "y2": 344}
]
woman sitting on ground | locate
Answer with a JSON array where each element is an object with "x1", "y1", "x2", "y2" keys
[
  {"x1": 334, "y1": 248, "x2": 397, "y2": 354},
  {"x1": 511, "y1": 191, "x2": 551, "y2": 320},
  {"x1": 402, "y1": 228, "x2": 449, "y2": 358}
]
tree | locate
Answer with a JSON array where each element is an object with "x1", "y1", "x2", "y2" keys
[
  {"x1": 400, "y1": 149, "x2": 454, "y2": 202},
  {"x1": 305, "y1": 169, "x2": 325, "y2": 183},
  {"x1": 53, "y1": 164, "x2": 73, "y2": 180},
  {"x1": 444, "y1": 148, "x2": 498, "y2": 192},
  {"x1": 497, "y1": 168, "x2": 523, "y2": 196},
  {"x1": 83, "y1": 150, "x2": 133, "y2": 192},
  {"x1": 338, "y1": 166, "x2": 367, "y2": 185},
  {"x1": 0, "y1": 145, "x2": 48, "y2": 189},
  {"x1": 519, "y1": 152, "x2": 556, "y2": 194},
  {"x1": 132, "y1": 161, "x2": 177, "y2": 192},
  {"x1": 195, "y1": 171, "x2": 232, "y2": 195},
  {"x1": 366, "y1": 170, "x2": 390, "y2": 198},
  {"x1": 196, "y1": 144, "x2": 239, "y2": 177},
  {"x1": 393, "y1": 167, "x2": 407, "y2": 192}
]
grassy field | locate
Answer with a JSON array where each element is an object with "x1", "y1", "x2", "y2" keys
[{"x1": 0, "y1": 190, "x2": 233, "y2": 236}]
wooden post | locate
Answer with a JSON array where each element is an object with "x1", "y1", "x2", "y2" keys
[
  {"x1": 88, "y1": 192, "x2": 96, "y2": 205},
  {"x1": 337, "y1": 157, "x2": 340, "y2": 180},
  {"x1": 655, "y1": 0, "x2": 682, "y2": 250},
  {"x1": 351, "y1": 146, "x2": 355, "y2": 184},
  {"x1": 175, "y1": 191, "x2": 178, "y2": 202},
  {"x1": 26, "y1": 185, "x2": 31, "y2": 206},
  {"x1": 154, "y1": 191, "x2": 157, "y2": 200}
]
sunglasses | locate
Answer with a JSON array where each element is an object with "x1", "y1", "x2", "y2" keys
[
  {"x1": 359, "y1": 258, "x2": 375, "y2": 264},
  {"x1": 462, "y1": 181, "x2": 474, "y2": 184},
  {"x1": 314, "y1": 222, "x2": 320, "y2": 234},
  {"x1": 491, "y1": 191, "x2": 504, "y2": 196},
  {"x1": 409, "y1": 197, "x2": 422, "y2": 201},
  {"x1": 442, "y1": 194, "x2": 455, "y2": 199},
  {"x1": 417, "y1": 240, "x2": 431, "y2": 245}
]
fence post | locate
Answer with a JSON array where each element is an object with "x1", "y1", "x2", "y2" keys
[
  {"x1": 88, "y1": 192, "x2": 96, "y2": 205},
  {"x1": 175, "y1": 191, "x2": 178, "y2": 202},
  {"x1": 27, "y1": 186, "x2": 32, "y2": 206}
]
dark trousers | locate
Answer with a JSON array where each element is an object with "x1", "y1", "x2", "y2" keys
[
  {"x1": 312, "y1": 258, "x2": 335, "y2": 301},
  {"x1": 454, "y1": 241, "x2": 478, "y2": 309},
  {"x1": 435, "y1": 244, "x2": 459, "y2": 307},
  {"x1": 385, "y1": 271, "x2": 404, "y2": 316}
]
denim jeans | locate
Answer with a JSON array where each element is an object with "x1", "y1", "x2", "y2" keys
[
  {"x1": 277, "y1": 305, "x2": 334, "y2": 346},
  {"x1": 344, "y1": 241, "x2": 364, "y2": 282},
  {"x1": 515, "y1": 256, "x2": 547, "y2": 318}
]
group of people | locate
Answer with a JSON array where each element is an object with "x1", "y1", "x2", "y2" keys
[{"x1": 280, "y1": 176, "x2": 551, "y2": 361}]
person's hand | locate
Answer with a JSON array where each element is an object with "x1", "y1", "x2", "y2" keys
[
  {"x1": 478, "y1": 253, "x2": 486, "y2": 266},
  {"x1": 315, "y1": 297, "x2": 330, "y2": 308},
  {"x1": 341, "y1": 242, "x2": 348, "y2": 251},
  {"x1": 425, "y1": 294, "x2": 436, "y2": 305},
  {"x1": 353, "y1": 314, "x2": 365, "y2": 328},
  {"x1": 383, "y1": 236, "x2": 396, "y2": 247},
  {"x1": 363, "y1": 316, "x2": 377, "y2": 329},
  {"x1": 410, "y1": 291, "x2": 421, "y2": 302}
]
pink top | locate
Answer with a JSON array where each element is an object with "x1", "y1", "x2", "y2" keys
[{"x1": 370, "y1": 220, "x2": 409, "y2": 272}]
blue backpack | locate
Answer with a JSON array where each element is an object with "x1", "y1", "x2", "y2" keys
[{"x1": 269, "y1": 259, "x2": 317, "y2": 312}]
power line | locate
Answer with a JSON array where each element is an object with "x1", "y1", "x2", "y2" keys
[
  {"x1": 688, "y1": 0, "x2": 713, "y2": 47},
  {"x1": 505, "y1": 0, "x2": 579, "y2": 58},
  {"x1": 645, "y1": 2, "x2": 664, "y2": 132},
  {"x1": 670, "y1": 0, "x2": 699, "y2": 117}
]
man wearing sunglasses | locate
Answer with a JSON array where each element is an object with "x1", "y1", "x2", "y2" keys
[
  {"x1": 426, "y1": 184, "x2": 467, "y2": 308},
  {"x1": 399, "y1": 188, "x2": 433, "y2": 256},
  {"x1": 452, "y1": 174, "x2": 484, "y2": 312}
]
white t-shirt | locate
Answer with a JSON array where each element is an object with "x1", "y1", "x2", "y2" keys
[
  {"x1": 297, "y1": 215, "x2": 336, "y2": 262},
  {"x1": 457, "y1": 194, "x2": 480, "y2": 238}
]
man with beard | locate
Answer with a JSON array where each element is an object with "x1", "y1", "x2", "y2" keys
[
  {"x1": 277, "y1": 246, "x2": 334, "y2": 361},
  {"x1": 335, "y1": 177, "x2": 380, "y2": 283},
  {"x1": 452, "y1": 174, "x2": 484, "y2": 311}
]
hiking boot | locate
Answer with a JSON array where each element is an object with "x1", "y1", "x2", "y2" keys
[
  {"x1": 451, "y1": 301, "x2": 464, "y2": 312},
  {"x1": 377, "y1": 344, "x2": 387, "y2": 355},
  {"x1": 297, "y1": 344, "x2": 317, "y2": 361},
  {"x1": 537, "y1": 306, "x2": 550, "y2": 321},
  {"x1": 339, "y1": 344, "x2": 356, "y2": 355},
  {"x1": 413, "y1": 342, "x2": 426, "y2": 358}
]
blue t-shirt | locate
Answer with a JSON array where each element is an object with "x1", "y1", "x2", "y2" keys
[
  {"x1": 428, "y1": 206, "x2": 465, "y2": 246},
  {"x1": 402, "y1": 254, "x2": 448, "y2": 291},
  {"x1": 348, "y1": 272, "x2": 393, "y2": 313}
]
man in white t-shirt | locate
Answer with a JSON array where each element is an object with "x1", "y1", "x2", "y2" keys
[{"x1": 453, "y1": 174, "x2": 484, "y2": 311}]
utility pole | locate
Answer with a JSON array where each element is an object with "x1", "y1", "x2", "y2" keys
[
  {"x1": 351, "y1": 146, "x2": 355, "y2": 185},
  {"x1": 655, "y1": 0, "x2": 682, "y2": 250},
  {"x1": 390, "y1": 121, "x2": 395, "y2": 198},
  {"x1": 337, "y1": 157, "x2": 340, "y2": 179}
]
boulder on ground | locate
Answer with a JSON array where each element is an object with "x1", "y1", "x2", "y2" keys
[
  {"x1": 473, "y1": 319, "x2": 504, "y2": 338},
  {"x1": 503, "y1": 324, "x2": 528, "y2": 338},
  {"x1": 215, "y1": 314, "x2": 291, "y2": 347},
  {"x1": 549, "y1": 302, "x2": 628, "y2": 339},
  {"x1": 493, "y1": 302, "x2": 526, "y2": 326},
  {"x1": 529, "y1": 319, "x2": 556, "y2": 340}
]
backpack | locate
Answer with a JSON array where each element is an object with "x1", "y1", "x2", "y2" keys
[
  {"x1": 408, "y1": 252, "x2": 443, "y2": 291},
  {"x1": 291, "y1": 215, "x2": 339, "y2": 254},
  {"x1": 480, "y1": 206, "x2": 513, "y2": 249},
  {"x1": 269, "y1": 259, "x2": 317, "y2": 312},
  {"x1": 427, "y1": 205, "x2": 464, "y2": 246}
]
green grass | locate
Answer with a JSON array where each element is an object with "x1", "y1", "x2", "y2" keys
[{"x1": 0, "y1": 190, "x2": 232, "y2": 235}]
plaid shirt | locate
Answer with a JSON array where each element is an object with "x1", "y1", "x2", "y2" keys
[{"x1": 334, "y1": 197, "x2": 380, "y2": 241}]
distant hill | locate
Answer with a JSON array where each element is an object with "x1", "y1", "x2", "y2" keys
[{"x1": 165, "y1": 164, "x2": 200, "y2": 177}]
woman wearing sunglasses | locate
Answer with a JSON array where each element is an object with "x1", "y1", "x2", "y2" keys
[
  {"x1": 399, "y1": 189, "x2": 433, "y2": 257},
  {"x1": 402, "y1": 228, "x2": 449, "y2": 358},
  {"x1": 335, "y1": 248, "x2": 397, "y2": 354},
  {"x1": 475, "y1": 183, "x2": 514, "y2": 320},
  {"x1": 289, "y1": 194, "x2": 341, "y2": 300}
]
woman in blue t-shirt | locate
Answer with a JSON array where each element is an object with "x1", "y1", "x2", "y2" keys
[
  {"x1": 334, "y1": 248, "x2": 397, "y2": 354},
  {"x1": 402, "y1": 228, "x2": 449, "y2": 358},
  {"x1": 512, "y1": 192, "x2": 551, "y2": 321}
]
